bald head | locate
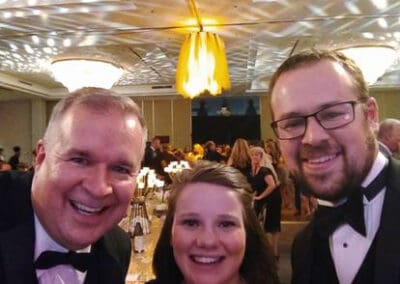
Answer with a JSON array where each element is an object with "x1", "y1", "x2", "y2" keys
[{"x1": 378, "y1": 118, "x2": 400, "y2": 154}]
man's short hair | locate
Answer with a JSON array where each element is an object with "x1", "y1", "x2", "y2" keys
[
  {"x1": 268, "y1": 49, "x2": 370, "y2": 116},
  {"x1": 43, "y1": 87, "x2": 147, "y2": 154}
]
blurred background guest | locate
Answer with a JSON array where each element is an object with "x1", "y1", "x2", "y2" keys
[
  {"x1": 0, "y1": 148, "x2": 5, "y2": 163},
  {"x1": 249, "y1": 146, "x2": 281, "y2": 260},
  {"x1": 186, "y1": 143, "x2": 204, "y2": 164},
  {"x1": 203, "y1": 140, "x2": 224, "y2": 163},
  {"x1": 377, "y1": 118, "x2": 400, "y2": 158},
  {"x1": 173, "y1": 148, "x2": 186, "y2": 162},
  {"x1": 227, "y1": 138, "x2": 251, "y2": 179},
  {"x1": 217, "y1": 144, "x2": 231, "y2": 162},
  {"x1": 264, "y1": 139, "x2": 281, "y2": 170},
  {"x1": 8, "y1": 145, "x2": 21, "y2": 170},
  {"x1": 159, "y1": 144, "x2": 177, "y2": 184},
  {"x1": 143, "y1": 136, "x2": 162, "y2": 172},
  {"x1": 159, "y1": 144, "x2": 176, "y2": 167}
]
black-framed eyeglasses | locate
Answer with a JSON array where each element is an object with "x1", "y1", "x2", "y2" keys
[{"x1": 271, "y1": 101, "x2": 358, "y2": 140}]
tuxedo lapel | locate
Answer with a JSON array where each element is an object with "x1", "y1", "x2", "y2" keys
[
  {"x1": 374, "y1": 158, "x2": 400, "y2": 283},
  {"x1": 0, "y1": 217, "x2": 37, "y2": 284},
  {"x1": 84, "y1": 237, "x2": 125, "y2": 284},
  {"x1": 291, "y1": 221, "x2": 314, "y2": 284}
]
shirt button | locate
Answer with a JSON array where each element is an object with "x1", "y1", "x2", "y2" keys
[{"x1": 343, "y1": 242, "x2": 348, "y2": 248}]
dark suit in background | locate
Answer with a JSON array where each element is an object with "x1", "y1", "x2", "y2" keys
[
  {"x1": 0, "y1": 171, "x2": 131, "y2": 284},
  {"x1": 143, "y1": 144, "x2": 162, "y2": 174},
  {"x1": 8, "y1": 154, "x2": 19, "y2": 170}
]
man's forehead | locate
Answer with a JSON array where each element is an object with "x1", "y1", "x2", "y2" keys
[{"x1": 271, "y1": 61, "x2": 355, "y2": 102}]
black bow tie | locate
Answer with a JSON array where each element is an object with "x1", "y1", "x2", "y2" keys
[
  {"x1": 34, "y1": 250, "x2": 93, "y2": 272},
  {"x1": 314, "y1": 166, "x2": 387, "y2": 238}
]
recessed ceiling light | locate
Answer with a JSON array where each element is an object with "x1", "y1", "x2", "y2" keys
[
  {"x1": 345, "y1": 2, "x2": 361, "y2": 14},
  {"x1": 63, "y1": 38, "x2": 71, "y2": 47},
  {"x1": 24, "y1": 44, "x2": 34, "y2": 54},
  {"x1": 31, "y1": 35, "x2": 40, "y2": 45},
  {"x1": 362, "y1": 32, "x2": 374, "y2": 39},
  {"x1": 378, "y1": 17, "x2": 388, "y2": 28},
  {"x1": 9, "y1": 43, "x2": 18, "y2": 51},
  {"x1": 371, "y1": 0, "x2": 388, "y2": 10},
  {"x1": 47, "y1": 38, "x2": 55, "y2": 47}
]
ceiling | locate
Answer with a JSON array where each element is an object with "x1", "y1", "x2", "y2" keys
[{"x1": 0, "y1": 0, "x2": 400, "y2": 101}]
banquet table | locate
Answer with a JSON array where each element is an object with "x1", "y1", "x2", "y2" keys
[{"x1": 121, "y1": 196, "x2": 165, "y2": 284}]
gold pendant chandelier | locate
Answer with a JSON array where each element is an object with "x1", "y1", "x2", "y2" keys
[{"x1": 176, "y1": 0, "x2": 230, "y2": 99}]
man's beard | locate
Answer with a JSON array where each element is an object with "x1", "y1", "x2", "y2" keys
[
  {"x1": 294, "y1": 168, "x2": 360, "y2": 201},
  {"x1": 293, "y1": 132, "x2": 377, "y2": 202}
]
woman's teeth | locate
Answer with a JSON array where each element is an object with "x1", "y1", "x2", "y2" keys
[{"x1": 192, "y1": 256, "x2": 221, "y2": 264}]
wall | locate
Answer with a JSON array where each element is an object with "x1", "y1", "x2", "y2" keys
[
  {"x1": 31, "y1": 98, "x2": 47, "y2": 150},
  {"x1": 1, "y1": 88, "x2": 398, "y2": 163},
  {"x1": 370, "y1": 89, "x2": 400, "y2": 119},
  {"x1": 0, "y1": 100, "x2": 32, "y2": 164},
  {"x1": 133, "y1": 96, "x2": 192, "y2": 149},
  {"x1": 260, "y1": 94, "x2": 274, "y2": 140}
]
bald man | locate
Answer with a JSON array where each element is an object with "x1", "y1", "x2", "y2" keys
[{"x1": 377, "y1": 118, "x2": 400, "y2": 158}]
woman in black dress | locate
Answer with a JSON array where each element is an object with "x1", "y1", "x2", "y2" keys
[{"x1": 249, "y1": 146, "x2": 281, "y2": 259}]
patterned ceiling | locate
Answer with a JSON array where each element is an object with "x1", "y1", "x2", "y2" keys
[{"x1": 0, "y1": 0, "x2": 399, "y2": 100}]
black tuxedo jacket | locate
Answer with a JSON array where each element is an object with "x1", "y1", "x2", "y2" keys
[
  {"x1": 0, "y1": 171, "x2": 131, "y2": 284},
  {"x1": 291, "y1": 157, "x2": 400, "y2": 284}
]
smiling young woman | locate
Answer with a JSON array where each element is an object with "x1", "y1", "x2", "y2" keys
[{"x1": 147, "y1": 161, "x2": 279, "y2": 284}]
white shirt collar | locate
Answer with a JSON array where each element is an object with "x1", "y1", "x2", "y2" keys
[{"x1": 361, "y1": 151, "x2": 388, "y2": 188}]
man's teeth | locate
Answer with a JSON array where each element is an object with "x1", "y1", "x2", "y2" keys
[
  {"x1": 192, "y1": 256, "x2": 221, "y2": 264},
  {"x1": 72, "y1": 201, "x2": 103, "y2": 214},
  {"x1": 308, "y1": 154, "x2": 336, "y2": 164}
]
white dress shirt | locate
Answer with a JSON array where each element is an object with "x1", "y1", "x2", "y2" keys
[
  {"x1": 34, "y1": 215, "x2": 91, "y2": 284},
  {"x1": 317, "y1": 152, "x2": 388, "y2": 284}
]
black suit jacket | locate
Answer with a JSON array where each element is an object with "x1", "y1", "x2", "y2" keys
[
  {"x1": 143, "y1": 146, "x2": 162, "y2": 175},
  {"x1": 291, "y1": 157, "x2": 400, "y2": 284},
  {"x1": 0, "y1": 171, "x2": 131, "y2": 284}
]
